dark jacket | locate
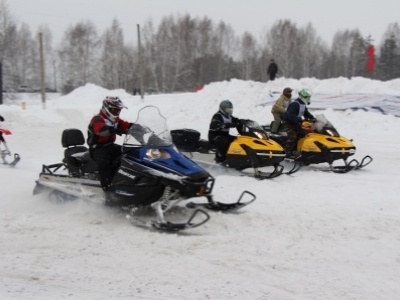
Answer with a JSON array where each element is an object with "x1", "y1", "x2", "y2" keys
[
  {"x1": 284, "y1": 98, "x2": 315, "y2": 125},
  {"x1": 208, "y1": 110, "x2": 240, "y2": 142},
  {"x1": 87, "y1": 110, "x2": 131, "y2": 147},
  {"x1": 267, "y1": 62, "x2": 278, "y2": 75}
]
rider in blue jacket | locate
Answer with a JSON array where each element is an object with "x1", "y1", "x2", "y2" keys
[{"x1": 283, "y1": 89, "x2": 316, "y2": 158}]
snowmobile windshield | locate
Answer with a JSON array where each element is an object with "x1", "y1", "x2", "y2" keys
[
  {"x1": 123, "y1": 106, "x2": 173, "y2": 147},
  {"x1": 312, "y1": 114, "x2": 340, "y2": 137},
  {"x1": 240, "y1": 119, "x2": 269, "y2": 139},
  {"x1": 243, "y1": 119, "x2": 263, "y2": 131}
]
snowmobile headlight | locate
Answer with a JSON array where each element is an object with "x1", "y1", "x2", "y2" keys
[
  {"x1": 145, "y1": 149, "x2": 171, "y2": 160},
  {"x1": 254, "y1": 131, "x2": 267, "y2": 139},
  {"x1": 326, "y1": 129, "x2": 335, "y2": 136}
]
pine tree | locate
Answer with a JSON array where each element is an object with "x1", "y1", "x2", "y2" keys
[{"x1": 378, "y1": 34, "x2": 400, "y2": 80}]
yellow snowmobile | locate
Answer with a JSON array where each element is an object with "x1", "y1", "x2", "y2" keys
[
  {"x1": 268, "y1": 114, "x2": 373, "y2": 173},
  {"x1": 171, "y1": 119, "x2": 299, "y2": 179}
]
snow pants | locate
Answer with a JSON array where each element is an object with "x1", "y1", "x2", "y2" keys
[
  {"x1": 283, "y1": 123, "x2": 303, "y2": 156},
  {"x1": 212, "y1": 135, "x2": 236, "y2": 162},
  {"x1": 271, "y1": 113, "x2": 284, "y2": 133},
  {"x1": 90, "y1": 144, "x2": 122, "y2": 190}
]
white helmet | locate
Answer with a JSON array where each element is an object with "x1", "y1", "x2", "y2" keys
[
  {"x1": 298, "y1": 88, "x2": 312, "y2": 105},
  {"x1": 101, "y1": 96, "x2": 127, "y2": 123}
]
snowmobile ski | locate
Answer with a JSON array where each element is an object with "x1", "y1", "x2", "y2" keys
[
  {"x1": 354, "y1": 155, "x2": 373, "y2": 169},
  {"x1": 127, "y1": 208, "x2": 210, "y2": 232},
  {"x1": 281, "y1": 158, "x2": 303, "y2": 175},
  {"x1": 8, "y1": 153, "x2": 21, "y2": 167},
  {"x1": 186, "y1": 190, "x2": 256, "y2": 212},
  {"x1": 1, "y1": 151, "x2": 21, "y2": 167}
]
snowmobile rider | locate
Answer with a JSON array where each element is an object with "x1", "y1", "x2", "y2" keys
[
  {"x1": 87, "y1": 97, "x2": 142, "y2": 192},
  {"x1": 208, "y1": 100, "x2": 241, "y2": 163},
  {"x1": 271, "y1": 87, "x2": 292, "y2": 133},
  {"x1": 283, "y1": 88, "x2": 316, "y2": 159}
]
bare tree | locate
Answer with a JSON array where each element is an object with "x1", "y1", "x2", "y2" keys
[
  {"x1": 37, "y1": 24, "x2": 56, "y2": 90},
  {"x1": 240, "y1": 32, "x2": 258, "y2": 80},
  {"x1": 99, "y1": 19, "x2": 129, "y2": 90},
  {"x1": 142, "y1": 19, "x2": 160, "y2": 92},
  {"x1": 58, "y1": 21, "x2": 99, "y2": 93},
  {"x1": 330, "y1": 30, "x2": 355, "y2": 77},
  {"x1": 297, "y1": 23, "x2": 328, "y2": 78},
  {"x1": 266, "y1": 20, "x2": 299, "y2": 78},
  {"x1": 213, "y1": 21, "x2": 238, "y2": 81},
  {"x1": 192, "y1": 17, "x2": 214, "y2": 86},
  {"x1": 0, "y1": 0, "x2": 18, "y2": 89}
]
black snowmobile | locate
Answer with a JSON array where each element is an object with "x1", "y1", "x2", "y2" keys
[
  {"x1": 263, "y1": 114, "x2": 373, "y2": 173},
  {"x1": 33, "y1": 106, "x2": 255, "y2": 232},
  {"x1": 171, "y1": 119, "x2": 301, "y2": 179}
]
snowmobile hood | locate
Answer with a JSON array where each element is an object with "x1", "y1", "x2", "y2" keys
[{"x1": 125, "y1": 145, "x2": 209, "y2": 178}]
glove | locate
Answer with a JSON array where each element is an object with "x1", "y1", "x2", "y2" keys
[
  {"x1": 110, "y1": 127, "x2": 125, "y2": 135},
  {"x1": 224, "y1": 123, "x2": 237, "y2": 129},
  {"x1": 0, "y1": 115, "x2": 4, "y2": 122},
  {"x1": 115, "y1": 128, "x2": 125, "y2": 135}
]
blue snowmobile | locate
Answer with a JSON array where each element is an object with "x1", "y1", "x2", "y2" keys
[{"x1": 33, "y1": 106, "x2": 255, "y2": 232}]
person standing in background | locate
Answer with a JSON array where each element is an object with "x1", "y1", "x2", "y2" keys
[{"x1": 267, "y1": 59, "x2": 278, "y2": 81}]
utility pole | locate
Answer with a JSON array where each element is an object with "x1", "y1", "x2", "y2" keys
[
  {"x1": 137, "y1": 24, "x2": 144, "y2": 100},
  {"x1": 39, "y1": 32, "x2": 46, "y2": 109},
  {"x1": 53, "y1": 60, "x2": 57, "y2": 92}
]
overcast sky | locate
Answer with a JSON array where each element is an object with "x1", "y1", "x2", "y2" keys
[{"x1": 7, "y1": 0, "x2": 400, "y2": 46}]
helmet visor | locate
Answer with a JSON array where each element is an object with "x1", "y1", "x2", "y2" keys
[
  {"x1": 109, "y1": 108, "x2": 121, "y2": 116},
  {"x1": 225, "y1": 107, "x2": 233, "y2": 115}
]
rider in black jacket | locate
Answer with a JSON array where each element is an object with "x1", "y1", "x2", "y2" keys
[{"x1": 208, "y1": 100, "x2": 241, "y2": 163}]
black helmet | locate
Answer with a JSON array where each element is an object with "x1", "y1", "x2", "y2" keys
[
  {"x1": 219, "y1": 100, "x2": 233, "y2": 115},
  {"x1": 101, "y1": 96, "x2": 127, "y2": 122}
]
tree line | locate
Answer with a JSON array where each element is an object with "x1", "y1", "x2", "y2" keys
[{"x1": 1, "y1": 0, "x2": 400, "y2": 95}]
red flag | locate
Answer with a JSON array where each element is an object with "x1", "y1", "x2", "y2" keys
[{"x1": 367, "y1": 45, "x2": 375, "y2": 72}]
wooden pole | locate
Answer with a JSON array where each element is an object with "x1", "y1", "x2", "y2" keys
[
  {"x1": 39, "y1": 32, "x2": 46, "y2": 109},
  {"x1": 53, "y1": 60, "x2": 57, "y2": 92},
  {"x1": 137, "y1": 24, "x2": 144, "y2": 100}
]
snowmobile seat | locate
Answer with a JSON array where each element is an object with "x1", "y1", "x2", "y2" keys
[
  {"x1": 61, "y1": 128, "x2": 98, "y2": 175},
  {"x1": 197, "y1": 139, "x2": 215, "y2": 153}
]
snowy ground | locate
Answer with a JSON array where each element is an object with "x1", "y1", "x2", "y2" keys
[{"x1": 1, "y1": 77, "x2": 400, "y2": 300}]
